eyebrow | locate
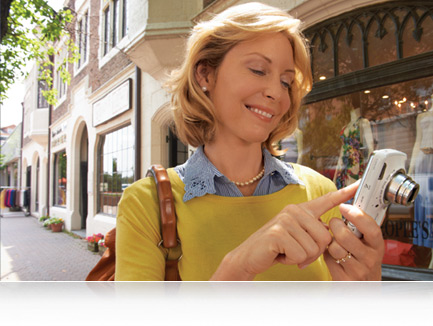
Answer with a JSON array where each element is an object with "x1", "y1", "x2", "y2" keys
[{"x1": 246, "y1": 52, "x2": 295, "y2": 74}]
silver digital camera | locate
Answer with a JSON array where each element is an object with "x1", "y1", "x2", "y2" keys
[{"x1": 346, "y1": 149, "x2": 420, "y2": 238}]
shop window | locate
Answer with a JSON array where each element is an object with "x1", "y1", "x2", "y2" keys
[
  {"x1": 401, "y1": 11, "x2": 433, "y2": 58},
  {"x1": 337, "y1": 24, "x2": 363, "y2": 75},
  {"x1": 98, "y1": 125, "x2": 134, "y2": 216},
  {"x1": 311, "y1": 31, "x2": 334, "y2": 82},
  {"x1": 305, "y1": 1, "x2": 433, "y2": 80},
  {"x1": 54, "y1": 151, "x2": 67, "y2": 207},
  {"x1": 301, "y1": 1, "x2": 433, "y2": 279},
  {"x1": 367, "y1": 16, "x2": 397, "y2": 67},
  {"x1": 299, "y1": 76, "x2": 433, "y2": 271}
]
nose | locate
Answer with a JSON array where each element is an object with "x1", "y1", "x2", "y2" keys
[{"x1": 263, "y1": 78, "x2": 283, "y2": 101}]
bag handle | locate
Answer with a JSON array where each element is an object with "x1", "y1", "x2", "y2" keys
[
  {"x1": 85, "y1": 165, "x2": 180, "y2": 281},
  {"x1": 146, "y1": 164, "x2": 178, "y2": 248},
  {"x1": 146, "y1": 165, "x2": 181, "y2": 281}
]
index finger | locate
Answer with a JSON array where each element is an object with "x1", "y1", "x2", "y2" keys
[{"x1": 299, "y1": 181, "x2": 360, "y2": 219}]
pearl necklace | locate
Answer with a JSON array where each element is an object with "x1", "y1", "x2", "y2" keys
[{"x1": 228, "y1": 168, "x2": 265, "y2": 187}]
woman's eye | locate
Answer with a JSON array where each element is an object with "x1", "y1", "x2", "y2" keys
[
  {"x1": 281, "y1": 81, "x2": 291, "y2": 89},
  {"x1": 250, "y1": 68, "x2": 265, "y2": 76}
]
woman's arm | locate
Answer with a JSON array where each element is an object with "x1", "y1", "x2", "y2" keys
[
  {"x1": 115, "y1": 179, "x2": 168, "y2": 281},
  {"x1": 210, "y1": 182, "x2": 360, "y2": 280}
]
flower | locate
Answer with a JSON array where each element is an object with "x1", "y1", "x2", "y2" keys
[
  {"x1": 48, "y1": 217, "x2": 64, "y2": 225},
  {"x1": 98, "y1": 238, "x2": 106, "y2": 247},
  {"x1": 87, "y1": 233, "x2": 104, "y2": 243}
]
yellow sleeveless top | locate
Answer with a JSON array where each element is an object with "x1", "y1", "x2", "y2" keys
[{"x1": 115, "y1": 164, "x2": 340, "y2": 281}]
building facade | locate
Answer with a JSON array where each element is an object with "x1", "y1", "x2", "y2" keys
[
  {"x1": 17, "y1": 0, "x2": 433, "y2": 280},
  {"x1": 0, "y1": 124, "x2": 21, "y2": 192}
]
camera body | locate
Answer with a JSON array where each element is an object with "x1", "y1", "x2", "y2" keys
[{"x1": 346, "y1": 149, "x2": 419, "y2": 238}]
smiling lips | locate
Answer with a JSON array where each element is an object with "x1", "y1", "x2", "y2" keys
[{"x1": 245, "y1": 105, "x2": 273, "y2": 119}]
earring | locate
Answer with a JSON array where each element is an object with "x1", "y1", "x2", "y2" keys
[{"x1": 202, "y1": 86, "x2": 207, "y2": 92}]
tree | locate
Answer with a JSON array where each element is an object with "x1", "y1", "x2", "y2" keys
[{"x1": 0, "y1": 0, "x2": 79, "y2": 105}]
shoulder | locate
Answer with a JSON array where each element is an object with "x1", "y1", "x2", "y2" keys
[
  {"x1": 291, "y1": 163, "x2": 337, "y2": 196},
  {"x1": 117, "y1": 175, "x2": 160, "y2": 223},
  {"x1": 119, "y1": 175, "x2": 157, "y2": 203},
  {"x1": 119, "y1": 168, "x2": 184, "y2": 209}
]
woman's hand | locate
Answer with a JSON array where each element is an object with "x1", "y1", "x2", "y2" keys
[
  {"x1": 210, "y1": 183, "x2": 359, "y2": 281},
  {"x1": 324, "y1": 204, "x2": 385, "y2": 281}
]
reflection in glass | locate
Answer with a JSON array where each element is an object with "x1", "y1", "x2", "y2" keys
[
  {"x1": 337, "y1": 24, "x2": 363, "y2": 75},
  {"x1": 98, "y1": 125, "x2": 134, "y2": 216},
  {"x1": 305, "y1": 2, "x2": 433, "y2": 81},
  {"x1": 402, "y1": 12, "x2": 433, "y2": 58},
  {"x1": 367, "y1": 17, "x2": 396, "y2": 67},
  {"x1": 54, "y1": 151, "x2": 67, "y2": 207},
  {"x1": 311, "y1": 32, "x2": 334, "y2": 82},
  {"x1": 299, "y1": 76, "x2": 433, "y2": 268}
]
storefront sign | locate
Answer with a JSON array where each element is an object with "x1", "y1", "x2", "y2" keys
[
  {"x1": 51, "y1": 122, "x2": 67, "y2": 138},
  {"x1": 52, "y1": 134, "x2": 67, "y2": 147},
  {"x1": 92, "y1": 79, "x2": 131, "y2": 127},
  {"x1": 382, "y1": 220, "x2": 433, "y2": 241},
  {"x1": 51, "y1": 122, "x2": 67, "y2": 148}
]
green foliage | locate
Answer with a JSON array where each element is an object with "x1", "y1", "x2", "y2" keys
[
  {"x1": 49, "y1": 217, "x2": 64, "y2": 225},
  {"x1": 0, "y1": 0, "x2": 79, "y2": 106},
  {"x1": 43, "y1": 216, "x2": 64, "y2": 226},
  {"x1": 39, "y1": 215, "x2": 50, "y2": 222},
  {"x1": 0, "y1": 154, "x2": 5, "y2": 170}
]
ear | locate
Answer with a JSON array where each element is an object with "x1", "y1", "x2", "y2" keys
[{"x1": 195, "y1": 62, "x2": 215, "y2": 90}]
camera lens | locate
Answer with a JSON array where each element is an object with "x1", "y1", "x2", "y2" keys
[{"x1": 385, "y1": 172, "x2": 420, "y2": 206}]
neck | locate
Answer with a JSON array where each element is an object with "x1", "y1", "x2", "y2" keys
[
  {"x1": 350, "y1": 108, "x2": 361, "y2": 121},
  {"x1": 203, "y1": 140, "x2": 264, "y2": 184}
]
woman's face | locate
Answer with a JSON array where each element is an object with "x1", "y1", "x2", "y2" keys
[{"x1": 205, "y1": 32, "x2": 295, "y2": 146}]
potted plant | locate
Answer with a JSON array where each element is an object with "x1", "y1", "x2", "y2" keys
[
  {"x1": 43, "y1": 217, "x2": 53, "y2": 229},
  {"x1": 86, "y1": 233, "x2": 104, "y2": 252},
  {"x1": 50, "y1": 217, "x2": 64, "y2": 232},
  {"x1": 39, "y1": 215, "x2": 50, "y2": 224},
  {"x1": 98, "y1": 238, "x2": 107, "y2": 255}
]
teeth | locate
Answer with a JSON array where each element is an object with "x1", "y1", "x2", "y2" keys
[{"x1": 247, "y1": 106, "x2": 272, "y2": 118}]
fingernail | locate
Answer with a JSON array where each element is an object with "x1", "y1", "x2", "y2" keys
[{"x1": 339, "y1": 203, "x2": 352, "y2": 214}]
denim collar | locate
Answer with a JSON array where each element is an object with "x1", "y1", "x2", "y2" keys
[{"x1": 179, "y1": 146, "x2": 303, "y2": 202}]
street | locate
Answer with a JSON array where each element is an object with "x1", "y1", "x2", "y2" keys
[{"x1": 1, "y1": 211, "x2": 102, "y2": 281}]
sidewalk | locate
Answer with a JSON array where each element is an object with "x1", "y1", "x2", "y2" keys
[{"x1": 1, "y1": 212, "x2": 102, "y2": 281}]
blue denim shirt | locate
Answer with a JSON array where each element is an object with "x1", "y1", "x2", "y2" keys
[{"x1": 174, "y1": 146, "x2": 304, "y2": 202}]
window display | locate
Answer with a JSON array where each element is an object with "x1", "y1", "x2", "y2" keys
[
  {"x1": 54, "y1": 151, "x2": 67, "y2": 207},
  {"x1": 300, "y1": 1, "x2": 433, "y2": 277},
  {"x1": 296, "y1": 76, "x2": 433, "y2": 269}
]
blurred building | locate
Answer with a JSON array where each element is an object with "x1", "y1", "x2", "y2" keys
[{"x1": 0, "y1": 124, "x2": 21, "y2": 189}]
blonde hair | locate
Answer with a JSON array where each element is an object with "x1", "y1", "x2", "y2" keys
[{"x1": 166, "y1": 2, "x2": 312, "y2": 155}]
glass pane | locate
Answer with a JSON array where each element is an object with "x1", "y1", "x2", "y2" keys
[
  {"x1": 338, "y1": 24, "x2": 363, "y2": 74},
  {"x1": 54, "y1": 151, "x2": 67, "y2": 207},
  {"x1": 300, "y1": 75, "x2": 433, "y2": 269},
  {"x1": 98, "y1": 125, "x2": 134, "y2": 216},
  {"x1": 402, "y1": 14, "x2": 433, "y2": 58},
  {"x1": 312, "y1": 32, "x2": 334, "y2": 82},
  {"x1": 367, "y1": 16, "x2": 397, "y2": 67}
]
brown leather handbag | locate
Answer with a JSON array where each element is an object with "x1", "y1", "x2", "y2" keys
[{"x1": 86, "y1": 165, "x2": 181, "y2": 281}]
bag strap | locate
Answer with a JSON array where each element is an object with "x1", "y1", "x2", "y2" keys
[{"x1": 146, "y1": 165, "x2": 181, "y2": 281}]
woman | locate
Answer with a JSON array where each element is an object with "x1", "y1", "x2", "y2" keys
[{"x1": 115, "y1": 2, "x2": 384, "y2": 281}]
